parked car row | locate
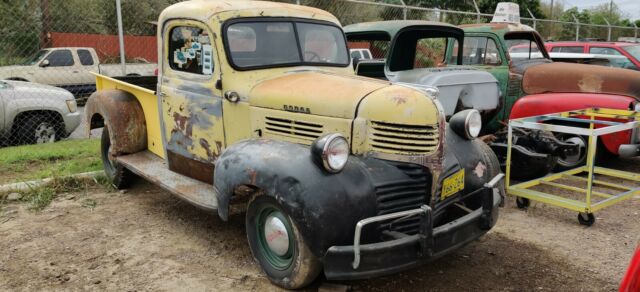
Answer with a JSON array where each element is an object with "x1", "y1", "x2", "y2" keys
[
  {"x1": 0, "y1": 80, "x2": 80, "y2": 146},
  {"x1": 0, "y1": 47, "x2": 156, "y2": 98}
]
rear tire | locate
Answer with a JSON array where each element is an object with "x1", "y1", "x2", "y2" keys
[
  {"x1": 101, "y1": 127, "x2": 134, "y2": 189},
  {"x1": 246, "y1": 195, "x2": 321, "y2": 289}
]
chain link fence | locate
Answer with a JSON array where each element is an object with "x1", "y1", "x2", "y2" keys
[{"x1": 0, "y1": 0, "x2": 639, "y2": 148}]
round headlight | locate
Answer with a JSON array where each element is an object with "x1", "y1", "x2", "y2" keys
[
  {"x1": 311, "y1": 133, "x2": 350, "y2": 173},
  {"x1": 634, "y1": 103, "x2": 640, "y2": 112},
  {"x1": 450, "y1": 109, "x2": 482, "y2": 140},
  {"x1": 466, "y1": 109, "x2": 482, "y2": 138}
]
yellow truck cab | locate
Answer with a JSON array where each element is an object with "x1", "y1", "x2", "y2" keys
[{"x1": 85, "y1": 0, "x2": 504, "y2": 289}]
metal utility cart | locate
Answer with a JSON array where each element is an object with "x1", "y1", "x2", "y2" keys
[{"x1": 505, "y1": 108, "x2": 640, "y2": 226}]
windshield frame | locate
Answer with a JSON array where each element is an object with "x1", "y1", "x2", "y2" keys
[{"x1": 222, "y1": 17, "x2": 351, "y2": 71}]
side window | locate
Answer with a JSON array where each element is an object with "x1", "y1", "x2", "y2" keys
[
  {"x1": 484, "y1": 38, "x2": 501, "y2": 65},
  {"x1": 561, "y1": 46, "x2": 584, "y2": 53},
  {"x1": 45, "y1": 50, "x2": 74, "y2": 67},
  {"x1": 77, "y1": 49, "x2": 94, "y2": 66},
  {"x1": 414, "y1": 37, "x2": 451, "y2": 68},
  {"x1": 458, "y1": 37, "x2": 501, "y2": 66},
  {"x1": 550, "y1": 47, "x2": 562, "y2": 52},
  {"x1": 590, "y1": 47, "x2": 622, "y2": 56},
  {"x1": 168, "y1": 26, "x2": 214, "y2": 75}
]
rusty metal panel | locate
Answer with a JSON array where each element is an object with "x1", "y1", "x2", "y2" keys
[
  {"x1": 522, "y1": 62, "x2": 640, "y2": 98},
  {"x1": 116, "y1": 150, "x2": 218, "y2": 210},
  {"x1": 85, "y1": 89, "x2": 147, "y2": 156}
]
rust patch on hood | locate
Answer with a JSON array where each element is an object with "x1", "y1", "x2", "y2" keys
[{"x1": 522, "y1": 62, "x2": 640, "y2": 99}]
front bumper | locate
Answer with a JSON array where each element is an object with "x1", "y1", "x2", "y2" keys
[
  {"x1": 619, "y1": 144, "x2": 640, "y2": 158},
  {"x1": 63, "y1": 111, "x2": 81, "y2": 136},
  {"x1": 323, "y1": 187, "x2": 502, "y2": 280}
]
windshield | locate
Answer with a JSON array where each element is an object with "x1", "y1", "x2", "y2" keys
[
  {"x1": 622, "y1": 45, "x2": 640, "y2": 61},
  {"x1": 23, "y1": 50, "x2": 49, "y2": 65},
  {"x1": 506, "y1": 39, "x2": 544, "y2": 60},
  {"x1": 225, "y1": 20, "x2": 349, "y2": 69}
]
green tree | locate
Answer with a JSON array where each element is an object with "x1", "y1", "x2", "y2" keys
[{"x1": 558, "y1": 7, "x2": 591, "y2": 40}]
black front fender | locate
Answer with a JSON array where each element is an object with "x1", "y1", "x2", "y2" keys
[{"x1": 214, "y1": 139, "x2": 379, "y2": 257}]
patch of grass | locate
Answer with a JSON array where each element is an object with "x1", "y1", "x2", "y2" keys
[
  {"x1": 21, "y1": 186, "x2": 56, "y2": 211},
  {"x1": 15, "y1": 176, "x2": 103, "y2": 211},
  {"x1": 0, "y1": 139, "x2": 102, "y2": 185},
  {"x1": 81, "y1": 198, "x2": 97, "y2": 210},
  {"x1": 92, "y1": 174, "x2": 116, "y2": 192}
]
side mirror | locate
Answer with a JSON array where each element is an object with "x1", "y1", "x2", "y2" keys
[{"x1": 40, "y1": 60, "x2": 50, "y2": 67}]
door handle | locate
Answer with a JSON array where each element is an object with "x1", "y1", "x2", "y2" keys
[{"x1": 224, "y1": 91, "x2": 240, "y2": 103}]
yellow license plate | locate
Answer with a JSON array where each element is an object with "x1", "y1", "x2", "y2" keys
[{"x1": 441, "y1": 169, "x2": 465, "y2": 199}]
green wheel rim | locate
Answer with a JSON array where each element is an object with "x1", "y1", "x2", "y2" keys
[{"x1": 255, "y1": 206, "x2": 295, "y2": 270}]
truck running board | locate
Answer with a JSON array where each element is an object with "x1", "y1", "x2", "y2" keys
[{"x1": 116, "y1": 151, "x2": 218, "y2": 211}]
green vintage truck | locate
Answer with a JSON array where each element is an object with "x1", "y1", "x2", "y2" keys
[
  {"x1": 345, "y1": 20, "x2": 578, "y2": 179},
  {"x1": 449, "y1": 19, "x2": 640, "y2": 172}
]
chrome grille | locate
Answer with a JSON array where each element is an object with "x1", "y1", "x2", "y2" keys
[
  {"x1": 264, "y1": 117, "x2": 323, "y2": 140},
  {"x1": 507, "y1": 74, "x2": 522, "y2": 98},
  {"x1": 369, "y1": 121, "x2": 439, "y2": 155}
]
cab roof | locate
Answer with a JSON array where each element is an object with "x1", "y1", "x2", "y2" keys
[
  {"x1": 159, "y1": 0, "x2": 339, "y2": 25},
  {"x1": 344, "y1": 20, "x2": 460, "y2": 40}
]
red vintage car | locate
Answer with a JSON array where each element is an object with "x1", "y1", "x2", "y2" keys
[
  {"x1": 620, "y1": 245, "x2": 640, "y2": 292},
  {"x1": 508, "y1": 62, "x2": 640, "y2": 165},
  {"x1": 545, "y1": 41, "x2": 640, "y2": 70}
]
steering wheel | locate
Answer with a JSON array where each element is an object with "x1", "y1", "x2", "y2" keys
[{"x1": 304, "y1": 51, "x2": 321, "y2": 62}]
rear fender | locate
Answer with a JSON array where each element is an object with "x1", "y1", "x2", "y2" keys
[
  {"x1": 509, "y1": 93, "x2": 635, "y2": 155},
  {"x1": 85, "y1": 89, "x2": 147, "y2": 155}
]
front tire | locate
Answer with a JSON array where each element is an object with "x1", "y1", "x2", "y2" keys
[
  {"x1": 17, "y1": 114, "x2": 60, "y2": 144},
  {"x1": 101, "y1": 127, "x2": 134, "y2": 189},
  {"x1": 246, "y1": 195, "x2": 321, "y2": 289}
]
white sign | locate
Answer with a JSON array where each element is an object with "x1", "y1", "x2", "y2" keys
[{"x1": 491, "y1": 2, "x2": 521, "y2": 24}]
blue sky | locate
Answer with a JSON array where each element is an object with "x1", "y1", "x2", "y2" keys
[{"x1": 561, "y1": 0, "x2": 640, "y2": 20}]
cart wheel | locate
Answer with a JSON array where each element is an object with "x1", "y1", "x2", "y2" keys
[
  {"x1": 516, "y1": 197, "x2": 530, "y2": 209},
  {"x1": 578, "y1": 213, "x2": 595, "y2": 226}
]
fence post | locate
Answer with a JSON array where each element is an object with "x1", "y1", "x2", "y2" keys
[
  {"x1": 572, "y1": 15, "x2": 580, "y2": 41},
  {"x1": 399, "y1": 0, "x2": 407, "y2": 20},
  {"x1": 633, "y1": 23, "x2": 638, "y2": 42},
  {"x1": 115, "y1": 0, "x2": 126, "y2": 76},
  {"x1": 527, "y1": 8, "x2": 537, "y2": 31},
  {"x1": 296, "y1": 0, "x2": 300, "y2": 5},
  {"x1": 603, "y1": 17, "x2": 612, "y2": 41},
  {"x1": 472, "y1": 0, "x2": 481, "y2": 24}
]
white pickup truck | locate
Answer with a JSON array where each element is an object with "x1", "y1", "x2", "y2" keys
[{"x1": 0, "y1": 47, "x2": 156, "y2": 97}]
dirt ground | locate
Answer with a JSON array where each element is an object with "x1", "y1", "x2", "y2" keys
[{"x1": 1, "y1": 159, "x2": 639, "y2": 291}]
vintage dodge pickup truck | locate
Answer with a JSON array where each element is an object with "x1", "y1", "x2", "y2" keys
[{"x1": 85, "y1": 0, "x2": 504, "y2": 289}]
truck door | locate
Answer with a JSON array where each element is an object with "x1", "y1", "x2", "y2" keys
[
  {"x1": 159, "y1": 21, "x2": 224, "y2": 184},
  {"x1": 76, "y1": 49, "x2": 100, "y2": 86},
  {"x1": 33, "y1": 49, "x2": 77, "y2": 87}
]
